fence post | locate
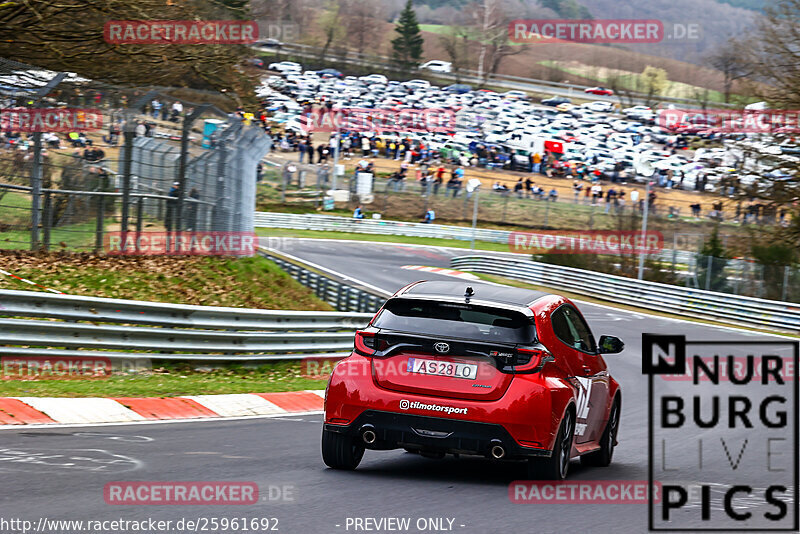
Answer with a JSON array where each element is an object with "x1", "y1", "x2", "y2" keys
[
  {"x1": 176, "y1": 104, "x2": 211, "y2": 246},
  {"x1": 176, "y1": 117, "x2": 190, "y2": 238},
  {"x1": 120, "y1": 119, "x2": 135, "y2": 248},
  {"x1": 95, "y1": 194, "x2": 105, "y2": 253},
  {"x1": 30, "y1": 132, "x2": 43, "y2": 250},
  {"x1": 133, "y1": 196, "x2": 143, "y2": 241},
  {"x1": 42, "y1": 191, "x2": 52, "y2": 252},
  {"x1": 502, "y1": 193, "x2": 509, "y2": 224},
  {"x1": 705, "y1": 255, "x2": 712, "y2": 291},
  {"x1": 781, "y1": 265, "x2": 789, "y2": 301}
]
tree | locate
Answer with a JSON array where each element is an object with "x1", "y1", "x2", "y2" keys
[
  {"x1": 470, "y1": 0, "x2": 527, "y2": 85},
  {"x1": 637, "y1": 66, "x2": 668, "y2": 108},
  {"x1": 540, "y1": 0, "x2": 593, "y2": 19},
  {"x1": 0, "y1": 0, "x2": 255, "y2": 99},
  {"x1": 439, "y1": 26, "x2": 472, "y2": 81},
  {"x1": 706, "y1": 38, "x2": 751, "y2": 104},
  {"x1": 342, "y1": 0, "x2": 382, "y2": 56},
  {"x1": 738, "y1": 0, "x2": 800, "y2": 109},
  {"x1": 391, "y1": 0, "x2": 424, "y2": 69},
  {"x1": 251, "y1": 0, "x2": 318, "y2": 42},
  {"x1": 607, "y1": 73, "x2": 636, "y2": 108},
  {"x1": 317, "y1": 0, "x2": 345, "y2": 61}
]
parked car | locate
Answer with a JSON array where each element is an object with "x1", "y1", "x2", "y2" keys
[
  {"x1": 402, "y1": 79, "x2": 432, "y2": 90},
  {"x1": 317, "y1": 68, "x2": 343, "y2": 79},
  {"x1": 502, "y1": 90, "x2": 530, "y2": 101},
  {"x1": 444, "y1": 84, "x2": 473, "y2": 94},
  {"x1": 358, "y1": 74, "x2": 388, "y2": 84},
  {"x1": 542, "y1": 96, "x2": 571, "y2": 107},
  {"x1": 267, "y1": 61, "x2": 302, "y2": 74}
]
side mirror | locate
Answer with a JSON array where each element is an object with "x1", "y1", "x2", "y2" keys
[{"x1": 597, "y1": 335, "x2": 624, "y2": 354}]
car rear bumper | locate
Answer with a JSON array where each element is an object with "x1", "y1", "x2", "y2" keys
[{"x1": 325, "y1": 410, "x2": 551, "y2": 458}]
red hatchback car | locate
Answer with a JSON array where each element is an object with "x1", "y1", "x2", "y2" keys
[{"x1": 322, "y1": 281, "x2": 623, "y2": 480}]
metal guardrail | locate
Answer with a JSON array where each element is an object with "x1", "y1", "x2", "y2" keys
[
  {"x1": 253, "y1": 211, "x2": 694, "y2": 265},
  {"x1": 255, "y1": 211, "x2": 509, "y2": 242},
  {"x1": 0, "y1": 289, "x2": 372, "y2": 361},
  {"x1": 450, "y1": 255, "x2": 800, "y2": 333},
  {"x1": 260, "y1": 249, "x2": 386, "y2": 313}
]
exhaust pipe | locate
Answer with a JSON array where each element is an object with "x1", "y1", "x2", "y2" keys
[
  {"x1": 360, "y1": 425, "x2": 377, "y2": 444},
  {"x1": 489, "y1": 440, "x2": 505, "y2": 459}
]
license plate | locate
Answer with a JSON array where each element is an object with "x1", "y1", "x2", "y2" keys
[{"x1": 407, "y1": 358, "x2": 478, "y2": 380}]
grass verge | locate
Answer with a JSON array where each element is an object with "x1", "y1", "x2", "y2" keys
[{"x1": 0, "y1": 251, "x2": 333, "y2": 309}]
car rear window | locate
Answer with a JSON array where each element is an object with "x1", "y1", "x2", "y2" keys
[{"x1": 373, "y1": 299, "x2": 535, "y2": 344}]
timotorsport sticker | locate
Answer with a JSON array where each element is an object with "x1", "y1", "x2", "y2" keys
[{"x1": 399, "y1": 399, "x2": 467, "y2": 415}]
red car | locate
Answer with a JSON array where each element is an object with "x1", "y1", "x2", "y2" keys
[
  {"x1": 322, "y1": 281, "x2": 623, "y2": 480},
  {"x1": 584, "y1": 86, "x2": 614, "y2": 96}
]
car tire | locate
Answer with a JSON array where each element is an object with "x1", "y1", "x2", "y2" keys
[
  {"x1": 526, "y1": 409, "x2": 575, "y2": 480},
  {"x1": 321, "y1": 429, "x2": 365, "y2": 470},
  {"x1": 581, "y1": 398, "x2": 620, "y2": 468}
]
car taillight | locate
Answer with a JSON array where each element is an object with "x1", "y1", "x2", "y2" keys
[
  {"x1": 514, "y1": 347, "x2": 554, "y2": 373},
  {"x1": 354, "y1": 331, "x2": 375, "y2": 356},
  {"x1": 354, "y1": 331, "x2": 388, "y2": 356}
]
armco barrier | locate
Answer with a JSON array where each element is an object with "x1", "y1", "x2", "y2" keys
[
  {"x1": 254, "y1": 211, "x2": 694, "y2": 264},
  {"x1": 450, "y1": 255, "x2": 800, "y2": 333},
  {"x1": 254, "y1": 211, "x2": 510, "y2": 243},
  {"x1": 0, "y1": 289, "x2": 372, "y2": 361},
  {"x1": 259, "y1": 248, "x2": 387, "y2": 313}
]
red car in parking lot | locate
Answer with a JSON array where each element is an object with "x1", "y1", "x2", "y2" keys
[
  {"x1": 322, "y1": 281, "x2": 623, "y2": 480},
  {"x1": 584, "y1": 86, "x2": 614, "y2": 96}
]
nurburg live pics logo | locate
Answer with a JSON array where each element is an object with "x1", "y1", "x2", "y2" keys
[{"x1": 642, "y1": 334, "x2": 798, "y2": 531}]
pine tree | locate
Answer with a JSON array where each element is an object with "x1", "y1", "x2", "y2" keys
[{"x1": 391, "y1": 0, "x2": 424, "y2": 69}]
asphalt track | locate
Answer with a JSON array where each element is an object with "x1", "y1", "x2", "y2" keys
[{"x1": 1, "y1": 239, "x2": 795, "y2": 534}]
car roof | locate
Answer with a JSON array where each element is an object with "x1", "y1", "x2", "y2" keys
[{"x1": 399, "y1": 280, "x2": 544, "y2": 307}]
